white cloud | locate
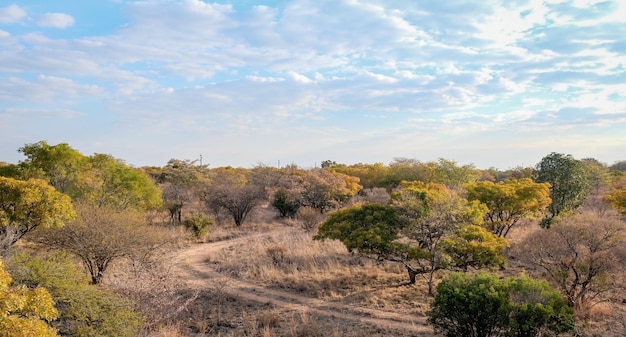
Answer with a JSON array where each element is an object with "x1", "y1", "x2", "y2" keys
[
  {"x1": 37, "y1": 13, "x2": 75, "y2": 28},
  {"x1": 0, "y1": 5, "x2": 27, "y2": 24}
]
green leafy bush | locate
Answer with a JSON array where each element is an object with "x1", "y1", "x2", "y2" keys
[
  {"x1": 427, "y1": 272, "x2": 574, "y2": 337},
  {"x1": 184, "y1": 213, "x2": 212, "y2": 240}
]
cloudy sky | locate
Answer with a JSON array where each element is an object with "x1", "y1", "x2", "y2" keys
[{"x1": 1, "y1": 0, "x2": 625, "y2": 169}]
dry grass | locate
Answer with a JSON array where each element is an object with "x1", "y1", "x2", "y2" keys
[
  {"x1": 210, "y1": 228, "x2": 432, "y2": 316},
  {"x1": 107, "y1": 206, "x2": 626, "y2": 337}
]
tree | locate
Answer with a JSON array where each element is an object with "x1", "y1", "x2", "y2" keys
[
  {"x1": 392, "y1": 182, "x2": 507, "y2": 294},
  {"x1": 515, "y1": 210, "x2": 626, "y2": 313},
  {"x1": 427, "y1": 272, "x2": 574, "y2": 337},
  {"x1": 464, "y1": 178, "x2": 551, "y2": 237},
  {"x1": 34, "y1": 203, "x2": 176, "y2": 284},
  {"x1": 0, "y1": 258, "x2": 59, "y2": 337},
  {"x1": 315, "y1": 182, "x2": 509, "y2": 295},
  {"x1": 148, "y1": 159, "x2": 210, "y2": 224},
  {"x1": 203, "y1": 167, "x2": 265, "y2": 226},
  {"x1": 6, "y1": 252, "x2": 142, "y2": 337},
  {"x1": 14, "y1": 141, "x2": 87, "y2": 195},
  {"x1": 534, "y1": 152, "x2": 590, "y2": 227},
  {"x1": 0, "y1": 177, "x2": 75, "y2": 254},
  {"x1": 271, "y1": 188, "x2": 300, "y2": 218},
  {"x1": 297, "y1": 168, "x2": 361, "y2": 213},
  {"x1": 83, "y1": 154, "x2": 162, "y2": 211}
]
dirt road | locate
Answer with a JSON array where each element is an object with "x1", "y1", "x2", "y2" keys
[{"x1": 173, "y1": 227, "x2": 432, "y2": 335}]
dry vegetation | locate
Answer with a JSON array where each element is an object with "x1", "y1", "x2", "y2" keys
[{"x1": 113, "y1": 206, "x2": 626, "y2": 337}]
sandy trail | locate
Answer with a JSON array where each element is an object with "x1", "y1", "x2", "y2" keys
[{"x1": 172, "y1": 227, "x2": 432, "y2": 334}]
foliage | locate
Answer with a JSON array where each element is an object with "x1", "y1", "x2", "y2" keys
[
  {"x1": 464, "y1": 178, "x2": 551, "y2": 237},
  {"x1": 605, "y1": 186, "x2": 626, "y2": 215},
  {"x1": 147, "y1": 159, "x2": 210, "y2": 224},
  {"x1": 439, "y1": 225, "x2": 509, "y2": 272},
  {"x1": 6, "y1": 252, "x2": 142, "y2": 337},
  {"x1": 0, "y1": 258, "x2": 59, "y2": 337},
  {"x1": 534, "y1": 152, "x2": 590, "y2": 227},
  {"x1": 0, "y1": 177, "x2": 75, "y2": 254},
  {"x1": 84, "y1": 154, "x2": 162, "y2": 211},
  {"x1": 184, "y1": 213, "x2": 212, "y2": 240},
  {"x1": 315, "y1": 183, "x2": 509, "y2": 294},
  {"x1": 515, "y1": 211, "x2": 626, "y2": 313},
  {"x1": 427, "y1": 272, "x2": 574, "y2": 337},
  {"x1": 1, "y1": 141, "x2": 163, "y2": 212},
  {"x1": 34, "y1": 203, "x2": 176, "y2": 284},
  {"x1": 272, "y1": 188, "x2": 300, "y2": 218}
]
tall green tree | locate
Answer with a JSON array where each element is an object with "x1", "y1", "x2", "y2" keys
[
  {"x1": 13, "y1": 141, "x2": 88, "y2": 195},
  {"x1": 464, "y1": 178, "x2": 551, "y2": 237},
  {"x1": 534, "y1": 152, "x2": 590, "y2": 227},
  {"x1": 0, "y1": 177, "x2": 75, "y2": 254},
  {"x1": 427, "y1": 272, "x2": 574, "y2": 337}
]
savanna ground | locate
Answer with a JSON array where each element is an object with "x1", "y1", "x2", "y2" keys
[{"x1": 104, "y1": 205, "x2": 626, "y2": 337}]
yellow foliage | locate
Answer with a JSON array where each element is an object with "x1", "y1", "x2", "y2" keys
[{"x1": 0, "y1": 258, "x2": 59, "y2": 337}]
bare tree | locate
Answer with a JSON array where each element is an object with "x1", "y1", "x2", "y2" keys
[
  {"x1": 34, "y1": 202, "x2": 178, "y2": 284},
  {"x1": 515, "y1": 210, "x2": 626, "y2": 315}
]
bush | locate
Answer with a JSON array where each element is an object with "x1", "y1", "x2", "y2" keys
[
  {"x1": 184, "y1": 213, "x2": 212, "y2": 240},
  {"x1": 6, "y1": 251, "x2": 142, "y2": 337},
  {"x1": 427, "y1": 272, "x2": 574, "y2": 337}
]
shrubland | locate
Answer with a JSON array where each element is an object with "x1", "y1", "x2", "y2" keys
[{"x1": 2, "y1": 141, "x2": 626, "y2": 336}]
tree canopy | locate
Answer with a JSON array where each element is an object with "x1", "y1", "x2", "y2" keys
[
  {"x1": 464, "y1": 178, "x2": 551, "y2": 237},
  {"x1": 315, "y1": 182, "x2": 509, "y2": 294},
  {"x1": 0, "y1": 177, "x2": 75, "y2": 254},
  {"x1": 534, "y1": 152, "x2": 590, "y2": 227}
]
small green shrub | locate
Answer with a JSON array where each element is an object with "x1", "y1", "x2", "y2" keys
[
  {"x1": 184, "y1": 213, "x2": 213, "y2": 240},
  {"x1": 427, "y1": 272, "x2": 574, "y2": 337}
]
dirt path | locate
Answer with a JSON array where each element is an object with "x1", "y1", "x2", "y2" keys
[{"x1": 173, "y1": 227, "x2": 432, "y2": 334}]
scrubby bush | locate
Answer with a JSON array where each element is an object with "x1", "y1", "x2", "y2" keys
[
  {"x1": 427, "y1": 272, "x2": 574, "y2": 337},
  {"x1": 184, "y1": 213, "x2": 213, "y2": 240},
  {"x1": 6, "y1": 252, "x2": 142, "y2": 337}
]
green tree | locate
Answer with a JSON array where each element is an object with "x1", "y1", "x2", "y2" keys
[
  {"x1": 0, "y1": 258, "x2": 59, "y2": 337},
  {"x1": 427, "y1": 272, "x2": 574, "y2": 337},
  {"x1": 0, "y1": 177, "x2": 75, "y2": 254},
  {"x1": 271, "y1": 188, "x2": 300, "y2": 218},
  {"x1": 13, "y1": 141, "x2": 88, "y2": 195},
  {"x1": 534, "y1": 152, "x2": 590, "y2": 227},
  {"x1": 6, "y1": 252, "x2": 142, "y2": 337},
  {"x1": 464, "y1": 178, "x2": 551, "y2": 237},
  {"x1": 83, "y1": 154, "x2": 162, "y2": 211},
  {"x1": 315, "y1": 183, "x2": 509, "y2": 295}
]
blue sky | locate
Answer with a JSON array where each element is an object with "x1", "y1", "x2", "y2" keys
[{"x1": 1, "y1": 0, "x2": 625, "y2": 169}]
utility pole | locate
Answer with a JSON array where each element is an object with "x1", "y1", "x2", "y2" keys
[{"x1": 199, "y1": 154, "x2": 203, "y2": 166}]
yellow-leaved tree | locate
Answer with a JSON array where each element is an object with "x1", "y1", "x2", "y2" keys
[
  {"x1": 0, "y1": 258, "x2": 59, "y2": 337},
  {"x1": 0, "y1": 177, "x2": 75, "y2": 254}
]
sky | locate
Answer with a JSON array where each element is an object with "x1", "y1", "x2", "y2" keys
[{"x1": 1, "y1": 0, "x2": 625, "y2": 170}]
